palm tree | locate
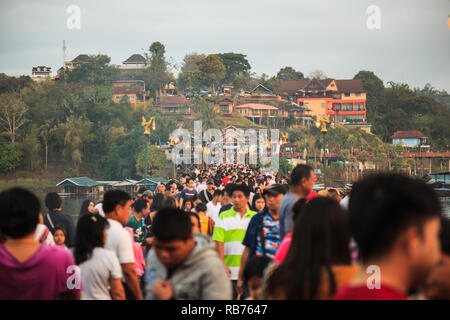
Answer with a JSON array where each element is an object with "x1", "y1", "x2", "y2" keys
[{"x1": 193, "y1": 98, "x2": 224, "y2": 131}]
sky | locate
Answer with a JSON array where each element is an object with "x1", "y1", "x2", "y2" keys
[{"x1": 0, "y1": 0, "x2": 449, "y2": 91}]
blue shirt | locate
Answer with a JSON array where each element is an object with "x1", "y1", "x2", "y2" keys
[{"x1": 242, "y1": 208, "x2": 281, "y2": 259}]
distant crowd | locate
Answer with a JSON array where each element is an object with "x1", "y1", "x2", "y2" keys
[{"x1": 0, "y1": 163, "x2": 449, "y2": 300}]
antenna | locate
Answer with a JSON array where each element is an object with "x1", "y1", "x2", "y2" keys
[{"x1": 62, "y1": 40, "x2": 67, "y2": 65}]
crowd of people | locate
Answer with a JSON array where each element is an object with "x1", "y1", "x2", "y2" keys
[{"x1": 0, "y1": 163, "x2": 450, "y2": 300}]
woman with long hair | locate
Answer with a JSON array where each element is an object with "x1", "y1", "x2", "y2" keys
[
  {"x1": 74, "y1": 213, "x2": 125, "y2": 300},
  {"x1": 265, "y1": 197, "x2": 358, "y2": 300},
  {"x1": 79, "y1": 200, "x2": 95, "y2": 217},
  {"x1": 251, "y1": 193, "x2": 266, "y2": 213}
]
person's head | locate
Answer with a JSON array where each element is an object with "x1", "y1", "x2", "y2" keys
[
  {"x1": 195, "y1": 203, "x2": 207, "y2": 216},
  {"x1": 134, "y1": 198, "x2": 150, "y2": 217},
  {"x1": 0, "y1": 187, "x2": 40, "y2": 239},
  {"x1": 326, "y1": 189, "x2": 342, "y2": 202},
  {"x1": 151, "y1": 208, "x2": 195, "y2": 269},
  {"x1": 79, "y1": 199, "x2": 95, "y2": 217},
  {"x1": 192, "y1": 194, "x2": 202, "y2": 207},
  {"x1": 231, "y1": 184, "x2": 250, "y2": 211},
  {"x1": 74, "y1": 213, "x2": 109, "y2": 265},
  {"x1": 137, "y1": 187, "x2": 147, "y2": 199},
  {"x1": 207, "y1": 179, "x2": 215, "y2": 191},
  {"x1": 290, "y1": 164, "x2": 314, "y2": 196},
  {"x1": 213, "y1": 189, "x2": 223, "y2": 203},
  {"x1": 266, "y1": 196, "x2": 350, "y2": 299},
  {"x1": 252, "y1": 194, "x2": 266, "y2": 213},
  {"x1": 255, "y1": 187, "x2": 262, "y2": 194},
  {"x1": 143, "y1": 190, "x2": 154, "y2": 202},
  {"x1": 103, "y1": 190, "x2": 132, "y2": 225},
  {"x1": 439, "y1": 216, "x2": 450, "y2": 256},
  {"x1": 184, "y1": 199, "x2": 193, "y2": 212},
  {"x1": 44, "y1": 192, "x2": 62, "y2": 211},
  {"x1": 189, "y1": 212, "x2": 201, "y2": 234},
  {"x1": 157, "y1": 183, "x2": 166, "y2": 194},
  {"x1": 162, "y1": 196, "x2": 178, "y2": 208},
  {"x1": 222, "y1": 183, "x2": 235, "y2": 205},
  {"x1": 263, "y1": 184, "x2": 288, "y2": 215},
  {"x1": 187, "y1": 179, "x2": 195, "y2": 189},
  {"x1": 349, "y1": 173, "x2": 442, "y2": 289},
  {"x1": 52, "y1": 225, "x2": 67, "y2": 246},
  {"x1": 152, "y1": 193, "x2": 165, "y2": 212},
  {"x1": 243, "y1": 256, "x2": 271, "y2": 300}
]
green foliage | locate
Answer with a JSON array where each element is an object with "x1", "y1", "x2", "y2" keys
[
  {"x1": 196, "y1": 55, "x2": 226, "y2": 93},
  {"x1": 66, "y1": 54, "x2": 120, "y2": 86},
  {"x1": 276, "y1": 67, "x2": 304, "y2": 80},
  {"x1": 136, "y1": 144, "x2": 167, "y2": 178},
  {"x1": 217, "y1": 53, "x2": 251, "y2": 84},
  {"x1": 279, "y1": 157, "x2": 293, "y2": 176},
  {"x1": 0, "y1": 143, "x2": 21, "y2": 173},
  {"x1": 193, "y1": 97, "x2": 225, "y2": 130}
]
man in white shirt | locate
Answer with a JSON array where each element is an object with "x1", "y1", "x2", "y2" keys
[
  {"x1": 103, "y1": 190, "x2": 143, "y2": 300},
  {"x1": 206, "y1": 189, "x2": 223, "y2": 224}
]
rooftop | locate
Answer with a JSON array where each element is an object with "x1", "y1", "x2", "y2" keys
[{"x1": 391, "y1": 130, "x2": 428, "y2": 139}]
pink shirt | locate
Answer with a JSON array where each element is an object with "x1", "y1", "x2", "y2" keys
[
  {"x1": 124, "y1": 227, "x2": 146, "y2": 277},
  {"x1": 0, "y1": 243, "x2": 81, "y2": 300},
  {"x1": 274, "y1": 232, "x2": 293, "y2": 263}
]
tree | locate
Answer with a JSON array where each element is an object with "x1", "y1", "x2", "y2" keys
[
  {"x1": 197, "y1": 55, "x2": 226, "y2": 94},
  {"x1": 217, "y1": 53, "x2": 251, "y2": 84},
  {"x1": 279, "y1": 157, "x2": 293, "y2": 176},
  {"x1": 21, "y1": 124, "x2": 42, "y2": 170},
  {"x1": 0, "y1": 93, "x2": 28, "y2": 144},
  {"x1": 276, "y1": 67, "x2": 304, "y2": 80},
  {"x1": 0, "y1": 143, "x2": 21, "y2": 173},
  {"x1": 193, "y1": 98, "x2": 224, "y2": 130},
  {"x1": 39, "y1": 120, "x2": 57, "y2": 169},
  {"x1": 147, "y1": 42, "x2": 169, "y2": 98},
  {"x1": 177, "y1": 53, "x2": 206, "y2": 92},
  {"x1": 308, "y1": 70, "x2": 327, "y2": 80},
  {"x1": 0, "y1": 73, "x2": 32, "y2": 94},
  {"x1": 136, "y1": 145, "x2": 167, "y2": 178},
  {"x1": 58, "y1": 115, "x2": 94, "y2": 168},
  {"x1": 66, "y1": 54, "x2": 120, "y2": 86}
]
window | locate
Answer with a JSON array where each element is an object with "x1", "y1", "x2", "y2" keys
[
  {"x1": 344, "y1": 93, "x2": 351, "y2": 97},
  {"x1": 334, "y1": 104, "x2": 341, "y2": 111},
  {"x1": 321, "y1": 103, "x2": 325, "y2": 107},
  {"x1": 353, "y1": 104, "x2": 364, "y2": 111},
  {"x1": 342, "y1": 115, "x2": 353, "y2": 122},
  {"x1": 343, "y1": 104, "x2": 353, "y2": 111},
  {"x1": 353, "y1": 115, "x2": 364, "y2": 122},
  {"x1": 220, "y1": 105, "x2": 229, "y2": 113},
  {"x1": 355, "y1": 93, "x2": 361, "y2": 97}
]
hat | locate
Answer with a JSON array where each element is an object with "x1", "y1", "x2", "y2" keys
[
  {"x1": 263, "y1": 184, "x2": 288, "y2": 196},
  {"x1": 207, "y1": 179, "x2": 214, "y2": 185}
]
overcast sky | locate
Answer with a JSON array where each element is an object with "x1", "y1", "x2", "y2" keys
[{"x1": 1, "y1": 0, "x2": 449, "y2": 91}]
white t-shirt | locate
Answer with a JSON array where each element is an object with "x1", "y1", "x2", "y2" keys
[
  {"x1": 94, "y1": 203, "x2": 105, "y2": 217},
  {"x1": 196, "y1": 183, "x2": 207, "y2": 193},
  {"x1": 206, "y1": 201, "x2": 222, "y2": 224},
  {"x1": 80, "y1": 247, "x2": 122, "y2": 300},
  {"x1": 105, "y1": 218, "x2": 135, "y2": 264}
]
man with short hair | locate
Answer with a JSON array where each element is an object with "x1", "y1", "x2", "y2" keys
[
  {"x1": 333, "y1": 174, "x2": 442, "y2": 300},
  {"x1": 207, "y1": 189, "x2": 223, "y2": 224},
  {"x1": 199, "y1": 179, "x2": 215, "y2": 204},
  {"x1": 145, "y1": 208, "x2": 232, "y2": 300},
  {"x1": 103, "y1": 190, "x2": 143, "y2": 300},
  {"x1": 237, "y1": 184, "x2": 287, "y2": 296},
  {"x1": 279, "y1": 164, "x2": 315, "y2": 240},
  {"x1": 125, "y1": 198, "x2": 150, "y2": 247},
  {"x1": 213, "y1": 184, "x2": 257, "y2": 299},
  {"x1": 43, "y1": 192, "x2": 75, "y2": 247},
  {"x1": 179, "y1": 179, "x2": 197, "y2": 209},
  {"x1": 218, "y1": 183, "x2": 235, "y2": 214}
]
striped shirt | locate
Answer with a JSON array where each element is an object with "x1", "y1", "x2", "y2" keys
[{"x1": 212, "y1": 206, "x2": 257, "y2": 280}]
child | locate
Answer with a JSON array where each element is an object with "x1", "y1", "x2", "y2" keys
[
  {"x1": 52, "y1": 225, "x2": 68, "y2": 249},
  {"x1": 242, "y1": 256, "x2": 271, "y2": 300},
  {"x1": 195, "y1": 203, "x2": 214, "y2": 237}
]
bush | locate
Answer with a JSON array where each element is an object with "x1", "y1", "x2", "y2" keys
[{"x1": 0, "y1": 144, "x2": 22, "y2": 173}]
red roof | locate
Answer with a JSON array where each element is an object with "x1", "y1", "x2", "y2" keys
[
  {"x1": 391, "y1": 130, "x2": 427, "y2": 139},
  {"x1": 234, "y1": 103, "x2": 278, "y2": 110},
  {"x1": 160, "y1": 95, "x2": 192, "y2": 106}
]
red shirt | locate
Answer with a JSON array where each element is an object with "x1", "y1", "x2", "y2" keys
[
  {"x1": 332, "y1": 284, "x2": 406, "y2": 300},
  {"x1": 306, "y1": 190, "x2": 318, "y2": 201}
]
